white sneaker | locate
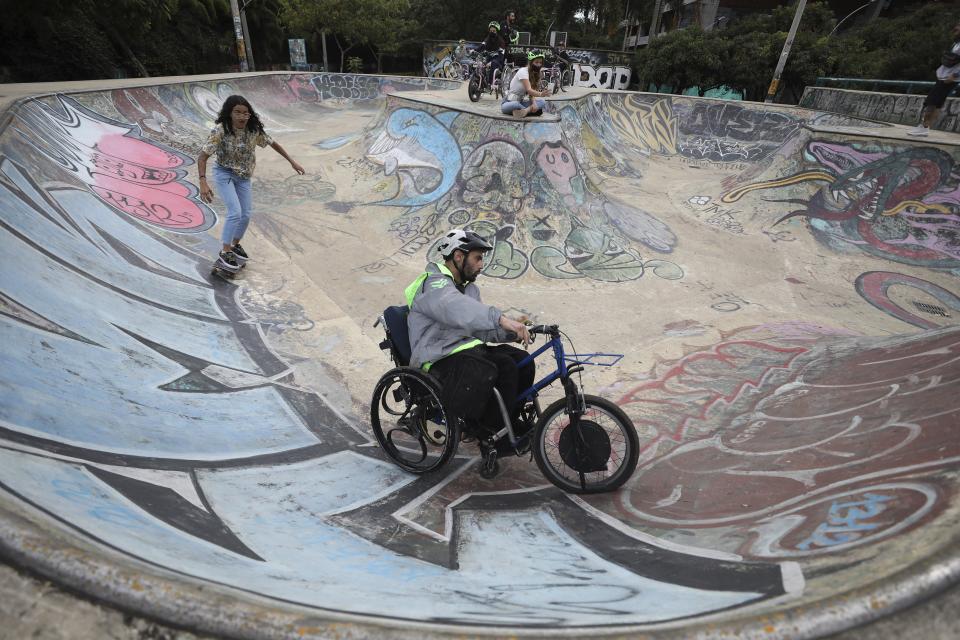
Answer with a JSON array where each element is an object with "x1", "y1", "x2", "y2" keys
[{"x1": 907, "y1": 125, "x2": 929, "y2": 137}]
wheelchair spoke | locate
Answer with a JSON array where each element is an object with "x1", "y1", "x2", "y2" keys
[{"x1": 371, "y1": 368, "x2": 460, "y2": 474}]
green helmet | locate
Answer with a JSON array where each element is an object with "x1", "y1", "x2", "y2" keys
[
  {"x1": 527, "y1": 49, "x2": 544, "y2": 62},
  {"x1": 488, "y1": 21, "x2": 500, "y2": 31},
  {"x1": 509, "y1": 30, "x2": 520, "y2": 44}
]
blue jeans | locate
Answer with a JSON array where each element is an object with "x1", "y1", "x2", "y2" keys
[
  {"x1": 500, "y1": 97, "x2": 546, "y2": 115},
  {"x1": 212, "y1": 165, "x2": 252, "y2": 246}
]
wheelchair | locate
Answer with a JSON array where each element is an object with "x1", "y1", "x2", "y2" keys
[{"x1": 370, "y1": 306, "x2": 640, "y2": 493}]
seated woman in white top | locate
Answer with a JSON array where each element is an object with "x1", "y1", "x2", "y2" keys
[{"x1": 501, "y1": 50, "x2": 549, "y2": 117}]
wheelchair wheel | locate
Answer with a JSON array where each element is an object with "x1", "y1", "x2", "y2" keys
[
  {"x1": 532, "y1": 395, "x2": 639, "y2": 494},
  {"x1": 371, "y1": 367, "x2": 459, "y2": 474}
]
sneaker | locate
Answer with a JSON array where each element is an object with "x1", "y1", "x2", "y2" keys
[
  {"x1": 231, "y1": 242, "x2": 249, "y2": 264},
  {"x1": 512, "y1": 107, "x2": 529, "y2": 118},
  {"x1": 216, "y1": 250, "x2": 240, "y2": 272},
  {"x1": 907, "y1": 125, "x2": 929, "y2": 137}
]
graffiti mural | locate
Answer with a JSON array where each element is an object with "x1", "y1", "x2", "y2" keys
[
  {"x1": 1, "y1": 74, "x2": 822, "y2": 633},
  {"x1": 366, "y1": 107, "x2": 462, "y2": 208},
  {"x1": 856, "y1": 271, "x2": 960, "y2": 328},
  {"x1": 598, "y1": 94, "x2": 806, "y2": 166},
  {"x1": 572, "y1": 63, "x2": 631, "y2": 90},
  {"x1": 358, "y1": 99, "x2": 681, "y2": 282},
  {"x1": 676, "y1": 101, "x2": 804, "y2": 162},
  {"x1": 11, "y1": 95, "x2": 215, "y2": 231},
  {"x1": 721, "y1": 140, "x2": 960, "y2": 267},
  {"x1": 422, "y1": 41, "x2": 634, "y2": 88},
  {"x1": 588, "y1": 324, "x2": 960, "y2": 560}
]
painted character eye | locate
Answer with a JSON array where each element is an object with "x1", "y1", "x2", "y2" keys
[
  {"x1": 545, "y1": 153, "x2": 556, "y2": 165},
  {"x1": 604, "y1": 241, "x2": 622, "y2": 255},
  {"x1": 561, "y1": 152, "x2": 570, "y2": 163},
  {"x1": 565, "y1": 245, "x2": 593, "y2": 265}
]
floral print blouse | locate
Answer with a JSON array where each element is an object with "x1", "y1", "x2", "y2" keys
[{"x1": 201, "y1": 126, "x2": 273, "y2": 179}]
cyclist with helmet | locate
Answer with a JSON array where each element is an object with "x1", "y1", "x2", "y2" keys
[
  {"x1": 405, "y1": 229, "x2": 534, "y2": 448},
  {"x1": 501, "y1": 50, "x2": 549, "y2": 117},
  {"x1": 477, "y1": 21, "x2": 507, "y2": 86}
]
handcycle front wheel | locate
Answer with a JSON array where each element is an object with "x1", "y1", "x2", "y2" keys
[
  {"x1": 370, "y1": 367, "x2": 460, "y2": 474},
  {"x1": 533, "y1": 395, "x2": 639, "y2": 494}
]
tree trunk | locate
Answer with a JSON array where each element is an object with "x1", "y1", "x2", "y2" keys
[
  {"x1": 96, "y1": 17, "x2": 150, "y2": 77},
  {"x1": 332, "y1": 33, "x2": 346, "y2": 72},
  {"x1": 368, "y1": 43, "x2": 382, "y2": 73}
]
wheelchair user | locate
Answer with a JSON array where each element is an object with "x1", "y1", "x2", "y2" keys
[{"x1": 405, "y1": 229, "x2": 534, "y2": 446}]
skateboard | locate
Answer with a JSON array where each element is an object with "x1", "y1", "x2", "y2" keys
[{"x1": 211, "y1": 257, "x2": 246, "y2": 279}]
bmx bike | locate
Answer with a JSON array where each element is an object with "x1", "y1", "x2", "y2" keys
[
  {"x1": 370, "y1": 306, "x2": 639, "y2": 493},
  {"x1": 466, "y1": 50, "x2": 510, "y2": 102},
  {"x1": 540, "y1": 59, "x2": 575, "y2": 95}
]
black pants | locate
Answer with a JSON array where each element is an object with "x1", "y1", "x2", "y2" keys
[
  {"x1": 924, "y1": 80, "x2": 958, "y2": 109},
  {"x1": 430, "y1": 344, "x2": 535, "y2": 436},
  {"x1": 486, "y1": 54, "x2": 504, "y2": 85}
]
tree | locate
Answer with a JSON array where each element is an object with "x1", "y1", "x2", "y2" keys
[
  {"x1": 634, "y1": 26, "x2": 724, "y2": 95},
  {"x1": 0, "y1": 0, "x2": 237, "y2": 81}
]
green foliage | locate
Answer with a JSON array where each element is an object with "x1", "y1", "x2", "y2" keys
[
  {"x1": 346, "y1": 56, "x2": 364, "y2": 74},
  {"x1": 634, "y1": 1, "x2": 960, "y2": 102},
  {"x1": 2, "y1": 0, "x2": 958, "y2": 89}
]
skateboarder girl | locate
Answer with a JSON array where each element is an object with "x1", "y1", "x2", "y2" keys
[{"x1": 198, "y1": 95, "x2": 304, "y2": 273}]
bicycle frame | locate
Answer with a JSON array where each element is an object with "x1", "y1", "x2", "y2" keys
[{"x1": 490, "y1": 329, "x2": 624, "y2": 448}]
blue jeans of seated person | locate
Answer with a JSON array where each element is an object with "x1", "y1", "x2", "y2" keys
[
  {"x1": 211, "y1": 164, "x2": 252, "y2": 245},
  {"x1": 501, "y1": 97, "x2": 546, "y2": 115}
]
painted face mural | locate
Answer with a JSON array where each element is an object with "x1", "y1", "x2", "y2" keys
[
  {"x1": 366, "y1": 108, "x2": 461, "y2": 208},
  {"x1": 460, "y1": 140, "x2": 528, "y2": 215},
  {"x1": 722, "y1": 141, "x2": 960, "y2": 268},
  {"x1": 536, "y1": 141, "x2": 582, "y2": 203},
  {"x1": 531, "y1": 220, "x2": 646, "y2": 282}
]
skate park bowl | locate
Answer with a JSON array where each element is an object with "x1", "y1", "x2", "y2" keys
[{"x1": 0, "y1": 71, "x2": 958, "y2": 639}]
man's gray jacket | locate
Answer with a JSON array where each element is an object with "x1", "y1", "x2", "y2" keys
[{"x1": 405, "y1": 261, "x2": 513, "y2": 369}]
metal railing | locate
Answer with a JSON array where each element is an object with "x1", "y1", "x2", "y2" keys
[{"x1": 815, "y1": 77, "x2": 935, "y2": 95}]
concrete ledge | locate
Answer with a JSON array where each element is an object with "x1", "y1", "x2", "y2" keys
[{"x1": 800, "y1": 86, "x2": 960, "y2": 133}]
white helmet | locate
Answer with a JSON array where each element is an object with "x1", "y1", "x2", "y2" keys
[{"x1": 437, "y1": 229, "x2": 493, "y2": 259}]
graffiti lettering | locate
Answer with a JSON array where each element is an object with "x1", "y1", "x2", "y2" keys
[
  {"x1": 572, "y1": 64, "x2": 631, "y2": 90},
  {"x1": 15, "y1": 95, "x2": 214, "y2": 231}
]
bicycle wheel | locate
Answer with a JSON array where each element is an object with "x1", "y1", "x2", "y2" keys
[
  {"x1": 445, "y1": 61, "x2": 463, "y2": 80},
  {"x1": 533, "y1": 395, "x2": 639, "y2": 493},
  {"x1": 467, "y1": 77, "x2": 481, "y2": 102},
  {"x1": 371, "y1": 367, "x2": 460, "y2": 474},
  {"x1": 492, "y1": 69, "x2": 502, "y2": 100},
  {"x1": 501, "y1": 67, "x2": 515, "y2": 96}
]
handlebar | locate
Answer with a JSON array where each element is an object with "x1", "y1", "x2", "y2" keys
[{"x1": 528, "y1": 324, "x2": 559, "y2": 336}]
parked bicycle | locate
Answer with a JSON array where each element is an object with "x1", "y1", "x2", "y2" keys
[
  {"x1": 539, "y1": 55, "x2": 575, "y2": 95},
  {"x1": 467, "y1": 50, "x2": 510, "y2": 102},
  {"x1": 371, "y1": 308, "x2": 640, "y2": 493}
]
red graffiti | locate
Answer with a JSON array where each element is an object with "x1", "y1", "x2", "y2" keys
[
  {"x1": 21, "y1": 96, "x2": 213, "y2": 231},
  {"x1": 606, "y1": 326, "x2": 960, "y2": 558}
]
